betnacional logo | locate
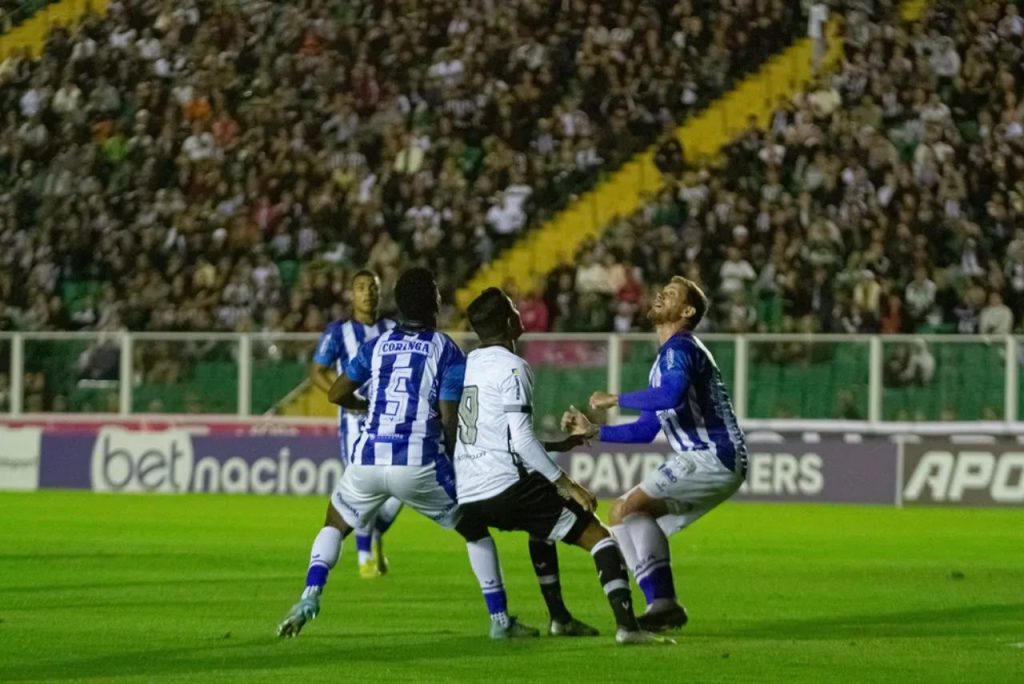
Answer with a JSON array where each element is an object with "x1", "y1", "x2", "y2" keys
[
  {"x1": 91, "y1": 429, "x2": 194, "y2": 493},
  {"x1": 89, "y1": 429, "x2": 342, "y2": 495}
]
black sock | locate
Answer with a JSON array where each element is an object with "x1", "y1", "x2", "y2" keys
[
  {"x1": 591, "y1": 537, "x2": 640, "y2": 631},
  {"x1": 528, "y1": 537, "x2": 572, "y2": 624}
]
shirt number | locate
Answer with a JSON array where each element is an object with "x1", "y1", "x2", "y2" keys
[
  {"x1": 458, "y1": 386, "x2": 479, "y2": 444},
  {"x1": 384, "y1": 367, "x2": 414, "y2": 419}
]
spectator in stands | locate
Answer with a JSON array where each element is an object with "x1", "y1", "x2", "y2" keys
[
  {"x1": 980, "y1": 291, "x2": 1014, "y2": 335},
  {"x1": 654, "y1": 127, "x2": 685, "y2": 177},
  {"x1": 1, "y1": 0, "x2": 800, "y2": 348}
]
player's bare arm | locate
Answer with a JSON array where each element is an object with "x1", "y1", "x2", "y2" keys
[
  {"x1": 542, "y1": 434, "x2": 589, "y2": 452},
  {"x1": 439, "y1": 399, "x2": 460, "y2": 456},
  {"x1": 327, "y1": 373, "x2": 369, "y2": 411},
  {"x1": 309, "y1": 362, "x2": 336, "y2": 394},
  {"x1": 552, "y1": 473, "x2": 597, "y2": 513}
]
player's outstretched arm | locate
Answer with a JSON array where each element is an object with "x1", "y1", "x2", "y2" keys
[
  {"x1": 327, "y1": 374, "x2": 369, "y2": 411},
  {"x1": 542, "y1": 434, "x2": 589, "y2": 452},
  {"x1": 562, "y1": 405, "x2": 660, "y2": 444},
  {"x1": 589, "y1": 372, "x2": 688, "y2": 413}
]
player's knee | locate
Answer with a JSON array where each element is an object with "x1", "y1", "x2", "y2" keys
[
  {"x1": 324, "y1": 503, "x2": 352, "y2": 536},
  {"x1": 570, "y1": 520, "x2": 610, "y2": 551}
]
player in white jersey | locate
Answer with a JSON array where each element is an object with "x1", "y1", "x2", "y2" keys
[
  {"x1": 278, "y1": 269, "x2": 537, "y2": 640},
  {"x1": 310, "y1": 269, "x2": 401, "y2": 578},
  {"x1": 455, "y1": 288, "x2": 673, "y2": 646},
  {"x1": 564, "y1": 276, "x2": 748, "y2": 632}
]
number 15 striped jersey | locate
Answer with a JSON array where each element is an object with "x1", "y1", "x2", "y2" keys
[{"x1": 344, "y1": 328, "x2": 466, "y2": 467}]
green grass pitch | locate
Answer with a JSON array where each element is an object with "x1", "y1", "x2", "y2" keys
[{"x1": 1, "y1": 492, "x2": 1022, "y2": 683}]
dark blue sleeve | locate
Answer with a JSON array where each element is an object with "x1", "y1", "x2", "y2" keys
[
  {"x1": 312, "y1": 325, "x2": 341, "y2": 366},
  {"x1": 343, "y1": 338, "x2": 374, "y2": 384},
  {"x1": 438, "y1": 340, "x2": 467, "y2": 402},
  {"x1": 618, "y1": 344, "x2": 692, "y2": 411},
  {"x1": 598, "y1": 411, "x2": 661, "y2": 443}
]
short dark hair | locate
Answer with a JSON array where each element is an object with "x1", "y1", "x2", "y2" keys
[
  {"x1": 467, "y1": 287, "x2": 513, "y2": 339},
  {"x1": 352, "y1": 269, "x2": 379, "y2": 284},
  {"x1": 394, "y1": 267, "x2": 439, "y2": 322},
  {"x1": 671, "y1": 276, "x2": 708, "y2": 330}
]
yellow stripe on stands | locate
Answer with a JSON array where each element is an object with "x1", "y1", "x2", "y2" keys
[
  {"x1": 455, "y1": 25, "x2": 845, "y2": 311},
  {"x1": 0, "y1": 0, "x2": 106, "y2": 59},
  {"x1": 901, "y1": 0, "x2": 929, "y2": 21},
  {"x1": 282, "y1": 0, "x2": 931, "y2": 417},
  {"x1": 456, "y1": 0, "x2": 931, "y2": 310}
]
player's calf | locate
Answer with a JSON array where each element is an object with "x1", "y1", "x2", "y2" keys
[
  {"x1": 578, "y1": 530, "x2": 673, "y2": 645},
  {"x1": 529, "y1": 537, "x2": 599, "y2": 637},
  {"x1": 568, "y1": 523, "x2": 643, "y2": 632},
  {"x1": 277, "y1": 503, "x2": 353, "y2": 638},
  {"x1": 459, "y1": 519, "x2": 540, "y2": 639}
]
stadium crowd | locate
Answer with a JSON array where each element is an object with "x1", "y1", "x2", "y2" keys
[
  {"x1": 568, "y1": 0, "x2": 1024, "y2": 336},
  {"x1": 0, "y1": 0, "x2": 797, "y2": 337}
]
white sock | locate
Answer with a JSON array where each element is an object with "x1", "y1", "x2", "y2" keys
[
  {"x1": 622, "y1": 513, "x2": 674, "y2": 608},
  {"x1": 611, "y1": 523, "x2": 640, "y2": 577},
  {"x1": 466, "y1": 537, "x2": 509, "y2": 625},
  {"x1": 354, "y1": 521, "x2": 375, "y2": 565},
  {"x1": 303, "y1": 526, "x2": 342, "y2": 598}
]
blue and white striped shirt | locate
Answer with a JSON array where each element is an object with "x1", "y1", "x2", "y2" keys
[
  {"x1": 313, "y1": 317, "x2": 396, "y2": 432},
  {"x1": 344, "y1": 328, "x2": 466, "y2": 467},
  {"x1": 650, "y1": 333, "x2": 746, "y2": 470}
]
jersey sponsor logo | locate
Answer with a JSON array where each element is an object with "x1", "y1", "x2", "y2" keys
[
  {"x1": 903, "y1": 449, "x2": 1024, "y2": 505},
  {"x1": 658, "y1": 463, "x2": 679, "y2": 483},
  {"x1": 454, "y1": 449, "x2": 487, "y2": 462}
]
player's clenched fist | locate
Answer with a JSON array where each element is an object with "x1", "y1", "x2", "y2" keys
[
  {"x1": 561, "y1": 405, "x2": 598, "y2": 440},
  {"x1": 589, "y1": 391, "x2": 618, "y2": 410}
]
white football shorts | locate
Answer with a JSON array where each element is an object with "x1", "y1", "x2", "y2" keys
[
  {"x1": 635, "y1": 448, "x2": 746, "y2": 536},
  {"x1": 331, "y1": 461, "x2": 459, "y2": 529}
]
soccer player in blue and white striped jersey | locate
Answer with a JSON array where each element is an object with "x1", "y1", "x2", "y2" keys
[
  {"x1": 278, "y1": 268, "x2": 533, "y2": 639},
  {"x1": 310, "y1": 269, "x2": 400, "y2": 578},
  {"x1": 564, "y1": 276, "x2": 748, "y2": 632}
]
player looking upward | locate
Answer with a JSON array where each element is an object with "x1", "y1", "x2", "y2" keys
[
  {"x1": 563, "y1": 276, "x2": 747, "y2": 632},
  {"x1": 278, "y1": 268, "x2": 534, "y2": 639},
  {"x1": 455, "y1": 287, "x2": 673, "y2": 645},
  {"x1": 310, "y1": 269, "x2": 401, "y2": 578}
]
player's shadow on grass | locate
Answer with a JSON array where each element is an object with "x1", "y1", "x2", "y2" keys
[
  {"x1": 0, "y1": 632, "x2": 551, "y2": 680},
  {"x1": 727, "y1": 602, "x2": 1024, "y2": 639}
]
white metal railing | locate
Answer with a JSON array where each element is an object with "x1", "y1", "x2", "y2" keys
[{"x1": 0, "y1": 331, "x2": 1020, "y2": 428}]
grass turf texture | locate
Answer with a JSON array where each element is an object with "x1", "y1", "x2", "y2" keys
[{"x1": 1, "y1": 493, "x2": 1022, "y2": 683}]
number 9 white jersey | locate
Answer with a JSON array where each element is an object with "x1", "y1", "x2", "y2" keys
[{"x1": 454, "y1": 346, "x2": 547, "y2": 503}]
